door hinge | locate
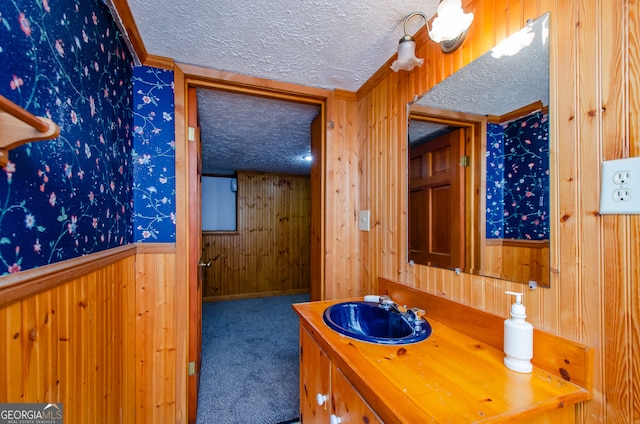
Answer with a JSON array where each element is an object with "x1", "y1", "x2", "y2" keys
[
  {"x1": 188, "y1": 361, "x2": 195, "y2": 376},
  {"x1": 460, "y1": 155, "x2": 470, "y2": 167},
  {"x1": 188, "y1": 127, "x2": 196, "y2": 142}
]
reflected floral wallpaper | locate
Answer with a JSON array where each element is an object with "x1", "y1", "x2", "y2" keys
[
  {"x1": 132, "y1": 66, "x2": 176, "y2": 242},
  {"x1": 0, "y1": 0, "x2": 134, "y2": 274},
  {"x1": 486, "y1": 111, "x2": 549, "y2": 240}
]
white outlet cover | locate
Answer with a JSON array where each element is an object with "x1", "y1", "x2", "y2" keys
[{"x1": 599, "y1": 157, "x2": 640, "y2": 214}]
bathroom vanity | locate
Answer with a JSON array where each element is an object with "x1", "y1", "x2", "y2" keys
[{"x1": 293, "y1": 279, "x2": 593, "y2": 423}]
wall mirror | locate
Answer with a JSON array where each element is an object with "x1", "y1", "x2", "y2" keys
[{"x1": 407, "y1": 13, "x2": 550, "y2": 287}]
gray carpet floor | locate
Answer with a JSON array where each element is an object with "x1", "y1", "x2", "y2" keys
[{"x1": 196, "y1": 294, "x2": 309, "y2": 424}]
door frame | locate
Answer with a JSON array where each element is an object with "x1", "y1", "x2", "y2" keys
[
  {"x1": 186, "y1": 86, "x2": 203, "y2": 423},
  {"x1": 174, "y1": 63, "x2": 331, "y2": 421},
  {"x1": 408, "y1": 105, "x2": 486, "y2": 272},
  {"x1": 408, "y1": 127, "x2": 465, "y2": 269}
]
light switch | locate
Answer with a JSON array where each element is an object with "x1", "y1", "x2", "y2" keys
[{"x1": 358, "y1": 210, "x2": 370, "y2": 231}]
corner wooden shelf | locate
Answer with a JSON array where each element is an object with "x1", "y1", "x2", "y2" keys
[{"x1": 0, "y1": 94, "x2": 60, "y2": 166}]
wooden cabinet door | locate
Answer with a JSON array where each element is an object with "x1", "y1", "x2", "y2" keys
[
  {"x1": 331, "y1": 366, "x2": 383, "y2": 424},
  {"x1": 300, "y1": 328, "x2": 331, "y2": 423}
]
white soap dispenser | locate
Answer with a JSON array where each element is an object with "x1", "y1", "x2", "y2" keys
[{"x1": 503, "y1": 291, "x2": 533, "y2": 373}]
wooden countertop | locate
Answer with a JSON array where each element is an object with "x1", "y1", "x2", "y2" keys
[{"x1": 294, "y1": 298, "x2": 591, "y2": 423}]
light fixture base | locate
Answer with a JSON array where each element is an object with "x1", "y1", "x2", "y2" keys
[
  {"x1": 399, "y1": 35, "x2": 414, "y2": 44},
  {"x1": 439, "y1": 29, "x2": 468, "y2": 53}
]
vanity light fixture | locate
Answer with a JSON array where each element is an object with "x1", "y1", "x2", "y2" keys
[{"x1": 391, "y1": 0, "x2": 474, "y2": 72}]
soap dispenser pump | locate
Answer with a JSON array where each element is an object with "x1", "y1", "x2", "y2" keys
[{"x1": 503, "y1": 291, "x2": 533, "y2": 373}]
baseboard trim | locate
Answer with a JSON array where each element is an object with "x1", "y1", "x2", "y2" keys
[
  {"x1": 203, "y1": 288, "x2": 310, "y2": 303},
  {"x1": 276, "y1": 419, "x2": 300, "y2": 424}
]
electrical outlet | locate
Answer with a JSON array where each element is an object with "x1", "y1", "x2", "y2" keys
[
  {"x1": 358, "y1": 210, "x2": 370, "y2": 231},
  {"x1": 599, "y1": 157, "x2": 640, "y2": 214},
  {"x1": 613, "y1": 171, "x2": 633, "y2": 185},
  {"x1": 612, "y1": 188, "x2": 632, "y2": 202}
]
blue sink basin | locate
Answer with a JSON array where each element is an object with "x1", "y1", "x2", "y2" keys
[{"x1": 323, "y1": 301, "x2": 431, "y2": 345}]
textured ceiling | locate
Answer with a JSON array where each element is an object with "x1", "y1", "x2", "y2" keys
[
  {"x1": 414, "y1": 13, "x2": 549, "y2": 115},
  {"x1": 122, "y1": 1, "x2": 546, "y2": 176},
  {"x1": 410, "y1": 13, "x2": 549, "y2": 145},
  {"x1": 124, "y1": 0, "x2": 439, "y2": 175},
  {"x1": 197, "y1": 89, "x2": 320, "y2": 175},
  {"x1": 127, "y1": 0, "x2": 438, "y2": 92}
]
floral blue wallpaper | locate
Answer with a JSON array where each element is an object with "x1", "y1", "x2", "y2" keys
[
  {"x1": 0, "y1": 0, "x2": 134, "y2": 274},
  {"x1": 486, "y1": 112, "x2": 549, "y2": 240},
  {"x1": 132, "y1": 66, "x2": 176, "y2": 242}
]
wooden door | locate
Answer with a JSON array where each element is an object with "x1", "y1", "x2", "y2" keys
[
  {"x1": 187, "y1": 87, "x2": 203, "y2": 424},
  {"x1": 310, "y1": 114, "x2": 323, "y2": 301},
  {"x1": 409, "y1": 128, "x2": 465, "y2": 269}
]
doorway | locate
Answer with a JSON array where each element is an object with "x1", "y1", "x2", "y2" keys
[
  {"x1": 407, "y1": 105, "x2": 486, "y2": 273},
  {"x1": 408, "y1": 127, "x2": 465, "y2": 269},
  {"x1": 174, "y1": 65, "x2": 328, "y2": 422},
  {"x1": 194, "y1": 87, "x2": 319, "y2": 300}
]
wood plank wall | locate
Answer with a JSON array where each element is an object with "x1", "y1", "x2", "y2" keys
[
  {"x1": 134, "y1": 247, "x2": 177, "y2": 422},
  {"x1": 0, "y1": 244, "x2": 177, "y2": 424},
  {"x1": 340, "y1": 0, "x2": 638, "y2": 422},
  {"x1": 323, "y1": 92, "x2": 362, "y2": 300},
  {"x1": 201, "y1": 171, "x2": 311, "y2": 299},
  {"x1": 483, "y1": 241, "x2": 550, "y2": 286},
  {"x1": 7, "y1": 1, "x2": 634, "y2": 422},
  {"x1": 0, "y1": 253, "x2": 136, "y2": 423}
]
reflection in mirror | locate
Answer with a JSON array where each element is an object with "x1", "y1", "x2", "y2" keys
[{"x1": 407, "y1": 13, "x2": 550, "y2": 286}]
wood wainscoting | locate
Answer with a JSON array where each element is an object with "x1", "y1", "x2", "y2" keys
[
  {"x1": 201, "y1": 171, "x2": 311, "y2": 301},
  {"x1": 482, "y1": 239, "x2": 550, "y2": 286},
  {"x1": 0, "y1": 243, "x2": 177, "y2": 424}
]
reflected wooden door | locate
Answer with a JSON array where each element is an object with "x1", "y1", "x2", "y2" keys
[
  {"x1": 187, "y1": 87, "x2": 203, "y2": 424},
  {"x1": 409, "y1": 128, "x2": 465, "y2": 269}
]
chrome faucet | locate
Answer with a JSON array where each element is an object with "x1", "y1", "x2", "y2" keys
[
  {"x1": 407, "y1": 307, "x2": 426, "y2": 324},
  {"x1": 378, "y1": 295, "x2": 425, "y2": 324}
]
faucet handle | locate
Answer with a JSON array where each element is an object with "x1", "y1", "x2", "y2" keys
[{"x1": 408, "y1": 307, "x2": 425, "y2": 322}]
